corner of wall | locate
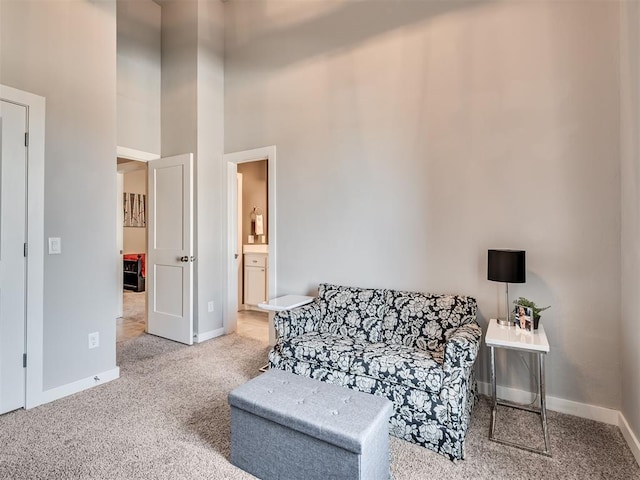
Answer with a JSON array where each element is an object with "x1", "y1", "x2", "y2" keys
[{"x1": 620, "y1": 412, "x2": 640, "y2": 467}]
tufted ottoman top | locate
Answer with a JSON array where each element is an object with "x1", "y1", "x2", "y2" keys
[{"x1": 228, "y1": 369, "x2": 393, "y2": 454}]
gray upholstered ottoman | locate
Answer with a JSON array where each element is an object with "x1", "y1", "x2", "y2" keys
[{"x1": 228, "y1": 369, "x2": 393, "y2": 480}]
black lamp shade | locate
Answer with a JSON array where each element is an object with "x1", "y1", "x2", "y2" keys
[{"x1": 487, "y1": 249, "x2": 526, "y2": 283}]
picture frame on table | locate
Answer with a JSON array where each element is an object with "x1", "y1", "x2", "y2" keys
[{"x1": 512, "y1": 304, "x2": 533, "y2": 332}]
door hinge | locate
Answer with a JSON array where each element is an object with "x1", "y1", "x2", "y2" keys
[
  {"x1": 24, "y1": 132, "x2": 29, "y2": 147},
  {"x1": 23, "y1": 353, "x2": 27, "y2": 368},
  {"x1": 24, "y1": 243, "x2": 28, "y2": 257}
]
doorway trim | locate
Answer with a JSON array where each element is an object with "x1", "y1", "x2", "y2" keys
[
  {"x1": 1, "y1": 84, "x2": 45, "y2": 409},
  {"x1": 116, "y1": 146, "x2": 160, "y2": 162},
  {"x1": 224, "y1": 146, "x2": 276, "y2": 334}
]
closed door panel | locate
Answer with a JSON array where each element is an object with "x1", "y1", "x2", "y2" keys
[
  {"x1": 154, "y1": 165, "x2": 184, "y2": 250},
  {"x1": 0, "y1": 100, "x2": 27, "y2": 414},
  {"x1": 154, "y1": 264, "x2": 184, "y2": 317}
]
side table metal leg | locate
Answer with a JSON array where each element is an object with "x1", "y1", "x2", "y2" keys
[
  {"x1": 490, "y1": 345, "x2": 497, "y2": 439},
  {"x1": 539, "y1": 353, "x2": 551, "y2": 455}
]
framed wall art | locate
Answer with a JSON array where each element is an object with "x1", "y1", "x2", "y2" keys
[{"x1": 123, "y1": 193, "x2": 146, "y2": 228}]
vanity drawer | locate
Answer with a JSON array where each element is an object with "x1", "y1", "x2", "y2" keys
[{"x1": 245, "y1": 253, "x2": 267, "y2": 268}]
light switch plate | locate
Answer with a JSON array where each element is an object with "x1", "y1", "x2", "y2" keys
[
  {"x1": 88, "y1": 332, "x2": 99, "y2": 349},
  {"x1": 48, "y1": 237, "x2": 61, "y2": 255}
]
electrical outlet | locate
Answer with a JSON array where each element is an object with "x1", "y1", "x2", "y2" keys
[
  {"x1": 88, "y1": 332, "x2": 99, "y2": 349},
  {"x1": 207, "y1": 301, "x2": 214, "y2": 313}
]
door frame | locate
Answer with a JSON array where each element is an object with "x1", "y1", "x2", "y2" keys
[
  {"x1": 236, "y1": 172, "x2": 243, "y2": 310},
  {"x1": 117, "y1": 146, "x2": 160, "y2": 162},
  {"x1": 224, "y1": 146, "x2": 277, "y2": 334},
  {"x1": 0, "y1": 84, "x2": 45, "y2": 409}
]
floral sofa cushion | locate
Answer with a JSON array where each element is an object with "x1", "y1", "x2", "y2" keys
[
  {"x1": 269, "y1": 350, "x2": 452, "y2": 421},
  {"x1": 383, "y1": 290, "x2": 477, "y2": 351},
  {"x1": 278, "y1": 332, "x2": 363, "y2": 372},
  {"x1": 280, "y1": 333, "x2": 446, "y2": 393},
  {"x1": 317, "y1": 283, "x2": 387, "y2": 343},
  {"x1": 350, "y1": 342, "x2": 445, "y2": 393}
]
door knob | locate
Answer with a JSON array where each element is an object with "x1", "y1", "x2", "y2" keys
[{"x1": 180, "y1": 256, "x2": 189, "y2": 262}]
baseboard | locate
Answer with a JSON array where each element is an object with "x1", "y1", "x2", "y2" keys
[
  {"x1": 242, "y1": 305, "x2": 264, "y2": 313},
  {"x1": 477, "y1": 381, "x2": 619, "y2": 425},
  {"x1": 195, "y1": 328, "x2": 225, "y2": 343},
  {"x1": 38, "y1": 367, "x2": 120, "y2": 406},
  {"x1": 619, "y1": 412, "x2": 640, "y2": 466}
]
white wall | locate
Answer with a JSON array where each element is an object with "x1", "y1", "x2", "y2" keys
[
  {"x1": 620, "y1": 0, "x2": 640, "y2": 450},
  {"x1": 161, "y1": 0, "x2": 199, "y2": 330},
  {"x1": 117, "y1": 0, "x2": 161, "y2": 155},
  {"x1": 161, "y1": 0, "x2": 224, "y2": 336},
  {"x1": 123, "y1": 168, "x2": 147, "y2": 254},
  {"x1": 195, "y1": 0, "x2": 225, "y2": 335},
  {"x1": 161, "y1": 0, "x2": 197, "y2": 159},
  {"x1": 0, "y1": 0, "x2": 117, "y2": 390},
  {"x1": 225, "y1": 1, "x2": 622, "y2": 408}
]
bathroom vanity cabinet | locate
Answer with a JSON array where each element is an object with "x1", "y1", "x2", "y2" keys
[{"x1": 244, "y1": 253, "x2": 268, "y2": 306}]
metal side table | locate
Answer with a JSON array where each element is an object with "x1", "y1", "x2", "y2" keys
[{"x1": 485, "y1": 318, "x2": 551, "y2": 456}]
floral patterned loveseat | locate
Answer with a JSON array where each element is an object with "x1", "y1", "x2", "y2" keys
[{"x1": 268, "y1": 283, "x2": 481, "y2": 461}]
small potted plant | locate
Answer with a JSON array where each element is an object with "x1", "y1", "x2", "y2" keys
[{"x1": 512, "y1": 297, "x2": 550, "y2": 330}]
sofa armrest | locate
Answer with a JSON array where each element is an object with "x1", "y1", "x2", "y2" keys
[
  {"x1": 440, "y1": 322, "x2": 481, "y2": 430},
  {"x1": 274, "y1": 300, "x2": 321, "y2": 342},
  {"x1": 443, "y1": 322, "x2": 482, "y2": 372}
]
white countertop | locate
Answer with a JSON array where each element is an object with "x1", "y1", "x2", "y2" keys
[
  {"x1": 258, "y1": 295, "x2": 314, "y2": 312},
  {"x1": 485, "y1": 318, "x2": 550, "y2": 353},
  {"x1": 243, "y1": 244, "x2": 269, "y2": 254}
]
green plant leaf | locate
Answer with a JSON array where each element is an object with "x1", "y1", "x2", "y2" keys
[{"x1": 512, "y1": 296, "x2": 550, "y2": 317}]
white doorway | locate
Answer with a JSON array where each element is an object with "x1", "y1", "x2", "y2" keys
[
  {"x1": 0, "y1": 84, "x2": 45, "y2": 412},
  {"x1": 116, "y1": 157, "x2": 149, "y2": 343},
  {"x1": 115, "y1": 148, "x2": 195, "y2": 346},
  {"x1": 224, "y1": 146, "x2": 277, "y2": 336}
]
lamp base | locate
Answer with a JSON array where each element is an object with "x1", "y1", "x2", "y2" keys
[{"x1": 497, "y1": 317, "x2": 515, "y2": 327}]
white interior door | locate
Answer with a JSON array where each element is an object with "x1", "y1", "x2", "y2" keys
[
  {"x1": 116, "y1": 172, "x2": 124, "y2": 318},
  {"x1": 147, "y1": 153, "x2": 194, "y2": 345},
  {"x1": 0, "y1": 100, "x2": 27, "y2": 414}
]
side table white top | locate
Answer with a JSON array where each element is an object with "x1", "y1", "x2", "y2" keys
[
  {"x1": 258, "y1": 295, "x2": 314, "y2": 312},
  {"x1": 485, "y1": 318, "x2": 550, "y2": 353}
]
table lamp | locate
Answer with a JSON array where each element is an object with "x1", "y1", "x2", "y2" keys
[{"x1": 487, "y1": 249, "x2": 526, "y2": 326}]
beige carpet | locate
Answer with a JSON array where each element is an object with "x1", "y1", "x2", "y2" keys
[{"x1": 0, "y1": 333, "x2": 637, "y2": 479}]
